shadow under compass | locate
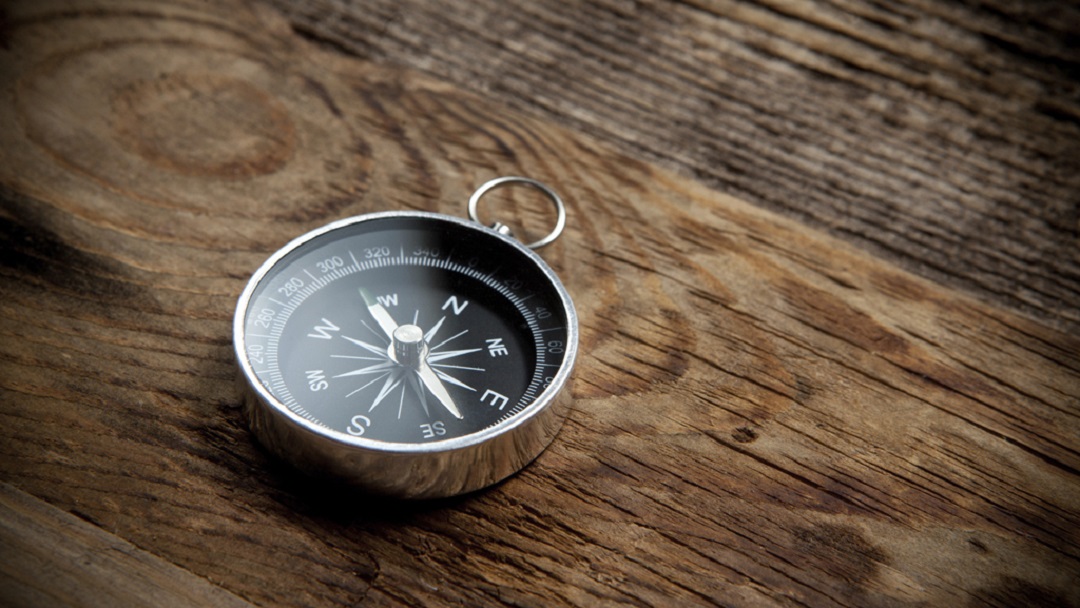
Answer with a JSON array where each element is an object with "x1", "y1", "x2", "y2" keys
[{"x1": 259, "y1": 452, "x2": 503, "y2": 523}]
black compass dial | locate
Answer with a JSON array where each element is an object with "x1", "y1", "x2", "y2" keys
[{"x1": 238, "y1": 213, "x2": 572, "y2": 445}]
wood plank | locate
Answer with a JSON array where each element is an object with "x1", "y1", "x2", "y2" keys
[
  {"x1": 0, "y1": 483, "x2": 255, "y2": 607},
  {"x1": 0, "y1": 0, "x2": 1078, "y2": 606},
  {"x1": 266, "y1": 0, "x2": 1080, "y2": 332}
]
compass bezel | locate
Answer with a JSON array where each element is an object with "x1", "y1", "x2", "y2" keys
[{"x1": 233, "y1": 211, "x2": 578, "y2": 497}]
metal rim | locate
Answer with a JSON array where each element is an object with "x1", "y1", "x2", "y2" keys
[
  {"x1": 233, "y1": 210, "x2": 578, "y2": 456},
  {"x1": 467, "y1": 176, "x2": 567, "y2": 249}
]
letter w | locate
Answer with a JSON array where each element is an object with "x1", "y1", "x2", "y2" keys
[{"x1": 307, "y1": 318, "x2": 340, "y2": 339}]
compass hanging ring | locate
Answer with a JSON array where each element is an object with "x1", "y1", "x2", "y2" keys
[{"x1": 467, "y1": 176, "x2": 566, "y2": 249}]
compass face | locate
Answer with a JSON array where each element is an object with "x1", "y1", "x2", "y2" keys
[{"x1": 235, "y1": 212, "x2": 576, "y2": 449}]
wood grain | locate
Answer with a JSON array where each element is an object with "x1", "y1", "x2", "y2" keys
[
  {"x1": 0, "y1": 483, "x2": 254, "y2": 608},
  {"x1": 266, "y1": 0, "x2": 1080, "y2": 332},
  {"x1": 1, "y1": 1, "x2": 1078, "y2": 606}
]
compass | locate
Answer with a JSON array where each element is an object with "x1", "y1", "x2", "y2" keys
[{"x1": 234, "y1": 177, "x2": 578, "y2": 498}]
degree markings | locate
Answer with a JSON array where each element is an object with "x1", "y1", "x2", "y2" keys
[{"x1": 249, "y1": 244, "x2": 566, "y2": 430}]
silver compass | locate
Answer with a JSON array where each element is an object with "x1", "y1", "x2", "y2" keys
[{"x1": 234, "y1": 177, "x2": 578, "y2": 498}]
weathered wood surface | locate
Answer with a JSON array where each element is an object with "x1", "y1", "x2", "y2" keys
[
  {"x1": 267, "y1": 0, "x2": 1080, "y2": 333},
  {"x1": 0, "y1": 1, "x2": 1078, "y2": 606},
  {"x1": 0, "y1": 483, "x2": 254, "y2": 607}
]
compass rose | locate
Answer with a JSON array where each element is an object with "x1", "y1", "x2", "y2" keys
[{"x1": 330, "y1": 289, "x2": 484, "y2": 420}]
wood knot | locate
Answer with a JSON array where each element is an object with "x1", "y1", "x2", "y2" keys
[
  {"x1": 731, "y1": 426, "x2": 758, "y2": 443},
  {"x1": 792, "y1": 523, "x2": 889, "y2": 586},
  {"x1": 15, "y1": 38, "x2": 371, "y2": 227},
  {"x1": 111, "y1": 72, "x2": 295, "y2": 179}
]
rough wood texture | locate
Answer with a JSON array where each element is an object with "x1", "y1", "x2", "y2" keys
[
  {"x1": 267, "y1": 0, "x2": 1080, "y2": 333},
  {"x1": 1, "y1": 1, "x2": 1078, "y2": 606},
  {"x1": 0, "y1": 483, "x2": 254, "y2": 608}
]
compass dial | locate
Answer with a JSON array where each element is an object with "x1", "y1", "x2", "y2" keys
[{"x1": 235, "y1": 212, "x2": 576, "y2": 463}]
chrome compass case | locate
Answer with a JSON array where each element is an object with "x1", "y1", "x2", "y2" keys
[{"x1": 233, "y1": 178, "x2": 577, "y2": 498}]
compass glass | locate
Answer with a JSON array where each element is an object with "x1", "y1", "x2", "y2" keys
[{"x1": 237, "y1": 213, "x2": 573, "y2": 446}]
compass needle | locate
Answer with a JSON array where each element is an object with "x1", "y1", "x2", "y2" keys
[
  {"x1": 405, "y1": 373, "x2": 431, "y2": 417},
  {"x1": 235, "y1": 178, "x2": 577, "y2": 498},
  {"x1": 360, "y1": 287, "x2": 399, "y2": 339},
  {"x1": 418, "y1": 363, "x2": 463, "y2": 419}
]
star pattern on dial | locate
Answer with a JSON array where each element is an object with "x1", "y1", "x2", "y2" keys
[{"x1": 329, "y1": 314, "x2": 484, "y2": 420}]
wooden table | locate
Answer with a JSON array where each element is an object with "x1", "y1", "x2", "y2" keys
[{"x1": 2, "y1": 0, "x2": 1077, "y2": 605}]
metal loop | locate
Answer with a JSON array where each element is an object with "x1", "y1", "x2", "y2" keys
[{"x1": 467, "y1": 176, "x2": 566, "y2": 249}]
